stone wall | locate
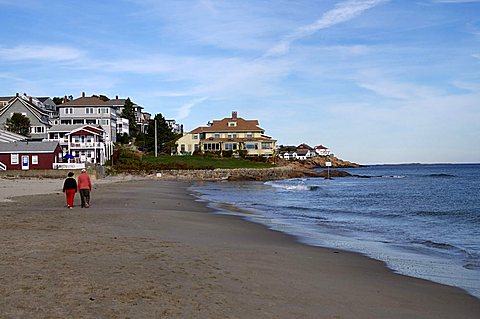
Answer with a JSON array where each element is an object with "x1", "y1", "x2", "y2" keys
[{"x1": 154, "y1": 166, "x2": 300, "y2": 181}]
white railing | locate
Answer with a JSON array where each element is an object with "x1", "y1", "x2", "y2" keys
[
  {"x1": 70, "y1": 142, "x2": 103, "y2": 148},
  {"x1": 0, "y1": 161, "x2": 6, "y2": 171},
  {"x1": 52, "y1": 163, "x2": 86, "y2": 170}
]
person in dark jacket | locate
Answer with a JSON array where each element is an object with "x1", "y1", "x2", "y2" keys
[{"x1": 62, "y1": 172, "x2": 77, "y2": 209}]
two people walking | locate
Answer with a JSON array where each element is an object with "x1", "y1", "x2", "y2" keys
[{"x1": 62, "y1": 169, "x2": 92, "y2": 209}]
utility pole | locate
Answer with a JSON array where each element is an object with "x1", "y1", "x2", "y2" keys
[{"x1": 154, "y1": 115, "x2": 158, "y2": 157}]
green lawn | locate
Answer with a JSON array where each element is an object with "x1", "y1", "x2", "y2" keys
[{"x1": 142, "y1": 155, "x2": 274, "y2": 169}]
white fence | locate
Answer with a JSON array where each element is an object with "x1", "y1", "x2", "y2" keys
[{"x1": 52, "y1": 163, "x2": 86, "y2": 170}]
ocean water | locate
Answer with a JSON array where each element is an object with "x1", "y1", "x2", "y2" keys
[{"x1": 191, "y1": 164, "x2": 480, "y2": 298}]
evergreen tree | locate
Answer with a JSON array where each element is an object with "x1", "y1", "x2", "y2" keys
[
  {"x1": 5, "y1": 113, "x2": 31, "y2": 137},
  {"x1": 52, "y1": 97, "x2": 63, "y2": 105},
  {"x1": 143, "y1": 113, "x2": 179, "y2": 153},
  {"x1": 121, "y1": 98, "x2": 138, "y2": 137}
]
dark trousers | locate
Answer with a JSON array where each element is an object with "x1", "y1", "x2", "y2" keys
[{"x1": 79, "y1": 189, "x2": 90, "y2": 207}]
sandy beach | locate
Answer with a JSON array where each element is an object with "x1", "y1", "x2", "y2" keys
[{"x1": 0, "y1": 178, "x2": 479, "y2": 318}]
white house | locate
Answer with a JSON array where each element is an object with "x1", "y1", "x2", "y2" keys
[{"x1": 315, "y1": 145, "x2": 332, "y2": 156}]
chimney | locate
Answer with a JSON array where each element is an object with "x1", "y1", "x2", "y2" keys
[
  {"x1": 64, "y1": 95, "x2": 68, "y2": 103},
  {"x1": 232, "y1": 111, "x2": 237, "y2": 120},
  {"x1": 16, "y1": 92, "x2": 19, "y2": 97},
  {"x1": 82, "y1": 92, "x2": 85, "y2": 97},
  {"x1": 29, "y1": 96, "x2": 32, "y2": 103},
  {"x1": 116, "y1": 95, "x2": 118, "y2": 100}
]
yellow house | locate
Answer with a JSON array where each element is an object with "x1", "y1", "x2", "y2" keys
[{"x1": 175, "y1": 111, "x2": 276, "y2": 157}]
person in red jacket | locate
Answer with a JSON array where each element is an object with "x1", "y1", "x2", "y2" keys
[
  {"x1": 62, "y1": 172, "x2": 77, "y2": 209},
  {"x1": 77, "y1": 169, "x2": 92, "y2": 208}
]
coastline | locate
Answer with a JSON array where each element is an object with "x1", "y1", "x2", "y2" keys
[{"x1": 1, "y1": 178, "x2": 479, "y2": 318}]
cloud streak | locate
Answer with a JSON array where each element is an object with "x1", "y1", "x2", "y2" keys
[
  {"x1": 175, "y1": 97, "x2": 208, "y2": 120},
  {"x1": 0, "y1": 45, "x2": 84, "y2": 62},
  {"x1": 265, "y1": 0, "x2": 387, "y2": 57}
]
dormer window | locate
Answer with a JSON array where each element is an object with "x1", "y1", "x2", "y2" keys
[{"x1": 228, "y1": 122, "x2": 237, "y2": 127}]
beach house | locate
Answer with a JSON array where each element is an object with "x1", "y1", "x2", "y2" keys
[
  {"x1": 0, "y1": 141, "x2": 63, "y2": 171},
  {"x1": 57, "y1": 93, "x2": 118, "y2": 143},
  {"x1": 0, "y1": 94, "x2": 52, "y2": 140},
  {"x1": 175, "y1": 111, "x2": 276, "y2": 157},
  {"x1": 45, "y1": 124, "x2": 111, "y2": 165},
  {"x1": 315, "y1": 145, "x2": 332, "y2": 156}
]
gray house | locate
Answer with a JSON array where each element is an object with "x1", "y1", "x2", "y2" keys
[{"x1": 0, "y1": 95, "x2": 51, "y2": 140}]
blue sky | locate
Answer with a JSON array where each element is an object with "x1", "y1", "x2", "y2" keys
[{"x1": 1, "y1": 0, "x2": 479, "y2": 164}]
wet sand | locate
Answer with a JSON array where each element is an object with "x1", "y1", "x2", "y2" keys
[{"x1": 0, "y1": 179, "x2": 479, "y2": 318}]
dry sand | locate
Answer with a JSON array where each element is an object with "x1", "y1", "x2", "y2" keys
[{"x1": 0, "y1": 178, "x2": 479, "y2": 318}]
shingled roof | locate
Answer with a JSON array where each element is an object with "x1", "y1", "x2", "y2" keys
[
  {"x1": 0, "y1": 141, "x2": 60, "y2": 153},
  {"x1": 60, "y1": 96, "x2": 109, "y2": 107},
  {"x1": 190, "y1": 112, "x2": 264, "y2": 133},
  {"x1": 0, "y1": 129, "x2": 27, "y2": 143}
]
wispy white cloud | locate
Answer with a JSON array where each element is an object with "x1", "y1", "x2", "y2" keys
[
  {"x1": 473, "y1": 53, "x2": 480, "y2": 59},
  {"x1": 355, "y1": 70, "x2": 443, "y2": 99},
  {"x1": 175, "y1": 97, "x2": 208, "y2": 120},
  {"x1": 265, "y1": 0, "x2": 387, "y2": 57},
  {"x1": 0, "y1": 45, "x2": 84, "y2": 62}
]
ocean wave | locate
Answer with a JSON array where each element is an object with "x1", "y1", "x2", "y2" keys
[
  {"x1": 420, "y1": 240, "x2": 458, "y2": 250},
  {"x1": 265, "y1": 181, "x2": 320, "y2": 191},
  {"x1": 381, "y1": 175, "x2": 405, "y2": 179}
]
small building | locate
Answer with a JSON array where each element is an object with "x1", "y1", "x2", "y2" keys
[
  {"x1": 295, "y1": 144, "x2": 316, "y2": 160},
  {"x1": 315, "y1": 145, "x2": 332, "y2": 156},
  {"x1": 0, "y1": 141, "x2": 63, "y2": 171}
]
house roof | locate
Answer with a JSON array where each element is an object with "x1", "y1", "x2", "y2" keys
[
  {"x1": 104, "y1": 98, "x2": 127, "y2": 106},
  {"x1": 190, "y1": 117, "x2": 264, "y2": 134},
  {"x1": 60, "y1": 96, "x2": 110, "y2": 107},
  {"x1": 297, "y1": 143, "x2": 313, "y2": 150},
  {"x1": 315, "y1": 145, "x2": 329, "y2": 149},
  {"x1": 0, "y1": 97, "x2": 50, "y2": 126},
  {"x1": 0, "y1": 141, "x2": 61, "y2": 153},
  {"x1": 0, "y1": 129, "x2": 27, "y2": 143},
  {"x1": 296, "y1": 149, "x2": 313, "y2": 156},
  {"x1": 0, "y1": 96, "x2": 14, "y2": 102},
  {"x1": 66, "y1": 125, "x2": 104, "y2": 136}
]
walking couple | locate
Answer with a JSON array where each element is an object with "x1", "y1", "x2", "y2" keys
[{"x1": 62, "y1": 169, "x2": 92, "y2": 209}]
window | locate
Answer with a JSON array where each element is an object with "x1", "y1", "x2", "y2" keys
[
  {"x1": 65, "y1": 108, "x2": 74, "y2": 114},
  {"x1": 99, "y1": 119, "x2": 109, "y2": 125},
  {"x1": 193, "y1": 134, "x2": 198, "y2": 139},
  {"x1": 261, "y1": 142, "x2": 272, "y2": 149},
  {"x1": 32, "y1": 126, "x2": 45, "y2": 133},
  {"x1": 224, "y1": 143, "x2": 237, "y2": 150},
  {"x1": 86, "y1": 119, "x2": 96, "y2": 124},
  {"x1": 181, "y1": 144, "x2": 185, "y2": 152},
  {"x1": 194, "y1": 144, "x2": 199, "y2": 152},
  {"x1": 98, "y1": 107, "x2": 109, "y2": 114},
  {"x1": 203, "y1": 143, "x2": 220, "y2": 151},
  {"x1": 228, "y1": 122, "x2": 237, "y2": 127},
  {"x1": 32, "y1": 155, "x2": 38, "y2": 165},
  {"x1": 245, "y1": 143, "x2": 258, "y2": 150},
  {"x1": 214, "y1": 133, "x2": 221, "y2": 139},
  {"x1": 86, "y1": 107, "x2": 94, "y2": 114},
  {"x1": 11, "y1": 154, "x2": 19, "y2": 164},
  {"x1": 61, "y1": 120, "x2": 72, "y2": 125},
  {"x1": 245, "y1": 132, "x2": 253, "y2": 138},
  {"x1": 227, "y1": 133, "x2": 237, "y2": 138}
]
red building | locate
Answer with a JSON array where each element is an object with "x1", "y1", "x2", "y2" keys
[{"x1": 0, "y1": 141, "x2": 63, "y2": 171}]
